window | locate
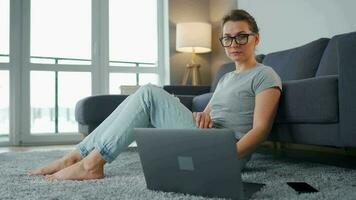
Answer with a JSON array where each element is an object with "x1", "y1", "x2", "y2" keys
[
  {"x1": 109, "y1": 73, "x2": 136, "y2": 94},
  {"x1": 109, "y1": 73, "x2": 159, "y2": 94},
  {"x1": 57, "y1": 72, "x2": 91, "y2": 132},
  {"x1": 0, "y1": 71, "x2": 9, "y2": 135},
  {"x1": 30, "y1": 71, "x2": 91, "y2": 134},
  {"x1": 109, "y1": 0, "x2": 157, "y2": 64},
  {"x1": 30, "y1": 71, "x2": 55, "y2": 133},
  {"x1": 0, "y1": 0, "x2": 9, "y2": 63},
  {"x1": 109, "y1": 0, "x2": 159, "y2": 94},
  {"x1": 0, "y1": 0, "x2": 9, "y2": 137},
  {"x1": 30, "y1": 0, "x2": 91, "y2": 64},
  {"x1": 3, "y1": 0, "x2": 167, "y2": 145},
  {"x1": 139, "y1": 73, "x2": 159, "y2": 85},
  {"x1": 29, "y1": 0, "x2": 92, "y2": 134}
]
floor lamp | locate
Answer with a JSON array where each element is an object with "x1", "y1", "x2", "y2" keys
[{"x1": 176, "y1": 22, "x2": 212, "y2": 85}]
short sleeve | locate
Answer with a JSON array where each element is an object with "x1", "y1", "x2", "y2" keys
[
  {"x1": 253, "y1": 67, "x2": 282, "y2": 94},
  {"x1": 209, "y1": 73, "x2": 229, "y2": 105}
]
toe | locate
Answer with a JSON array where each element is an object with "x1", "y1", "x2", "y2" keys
[{"x1": 45, "y1": 175, "x2": 55, "y2": 181}]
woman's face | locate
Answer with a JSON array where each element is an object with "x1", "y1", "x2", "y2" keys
[{"x1": 222, "y1": 20, "x2": 259, "y2": 63}]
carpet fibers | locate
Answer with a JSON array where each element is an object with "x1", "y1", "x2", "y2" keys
[{"x1": 0, "y1": 149, "x2": 355, "y2": 200}]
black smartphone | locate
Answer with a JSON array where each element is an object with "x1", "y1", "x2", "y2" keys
[{"x1": 287, "y1": 182, "x2": 318, "y2": 193}]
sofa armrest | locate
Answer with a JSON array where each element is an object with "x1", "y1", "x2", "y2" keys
[
  {"x1": 75, "y1": 94, "x2": 128, "y2": 124},
  {"x1": 276, "y1": 75, "x2": 338, "y2": 123},
  {"x1": 192, "y1": 92, "x2": 213, "y2": 112},
  {"x1": 163, "y1": 85, "x2": 211, "y2": 96},
  {"x1": 338, "y1": 33, "x2": 356, "y2": 147}
]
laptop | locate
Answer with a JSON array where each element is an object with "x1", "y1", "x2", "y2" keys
[{"x1": 134, "y1": 128, "x2": 265, "y2": 200}]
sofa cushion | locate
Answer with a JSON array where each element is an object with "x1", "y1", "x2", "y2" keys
[
  {"x1": 176, "y1": 95, "x2": 195, "y2": 111},
  {"x1": 192, "y1": 92, "x2": 213, "y2": 112},
  {"x1": 163, "y1": 85, "x2": 211, "y2": 95},
  {"x1": 316, "y1": 31, "x2": 356, "y2": 76},
  {"x1": 263, "y1": 38, "x2": 330, "y2": 81},
  {"x1": 276, "y1": 75, "x2": 338, "y2": 123},
  {"x1": 255, "y1": 54, "x2": 265, "y2": 63}
]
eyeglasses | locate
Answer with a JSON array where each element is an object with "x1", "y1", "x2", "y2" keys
[{"x1": 219, "y1": 33, "x2": 256, "y2": 47}]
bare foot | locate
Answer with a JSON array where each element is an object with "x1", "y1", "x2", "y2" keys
[
  {"x1": 45, "y1": 150, "x2": 106, "y2": 181},
  {"x1": 28, "y1": 150, "x2": 82, "y2": 176}
]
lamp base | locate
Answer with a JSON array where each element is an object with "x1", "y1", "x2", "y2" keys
[{"x1": 182, "y1": 63, "x2": 201, "y2": 85}]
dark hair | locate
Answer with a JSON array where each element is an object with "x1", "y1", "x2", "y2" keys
[{"x1": 222, "y1": 9, "x2": 259, "y2": 34}]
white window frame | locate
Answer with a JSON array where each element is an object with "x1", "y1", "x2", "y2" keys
[{"x1": 4, "y1": 0, "x2": 169, "y2": 146}]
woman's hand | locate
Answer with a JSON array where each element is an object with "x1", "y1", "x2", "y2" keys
[{"x1": 193, "y1": 112, "x2": 213, "y2": 128}]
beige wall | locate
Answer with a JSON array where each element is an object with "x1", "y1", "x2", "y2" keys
[{"x1": 169, "y1": 0, "x2": 237, "y2": 85}]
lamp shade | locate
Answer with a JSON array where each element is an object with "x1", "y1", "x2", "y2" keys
[{"x1": 176, "y1": 22, "x2": 212, "y2": 53}]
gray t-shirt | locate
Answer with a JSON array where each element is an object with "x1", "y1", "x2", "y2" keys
[{"x1": 209, "y1": 63, "x2": 282, "y2": 139}]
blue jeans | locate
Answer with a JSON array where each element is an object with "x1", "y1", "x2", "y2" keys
[{"x1": 76, "y1": 84, "x2": 251, "y2": 168}]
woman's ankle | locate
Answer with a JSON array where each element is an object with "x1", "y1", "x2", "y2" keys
[
  {"x1": 82, "y1": 150, "x2": 106, "y2": 172},
  {"x1": 63, "y1": 150, "x2": 82, "y2": 165}
]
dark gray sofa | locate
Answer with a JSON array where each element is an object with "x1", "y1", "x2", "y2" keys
[{"x1": 75, "y1": 31, "x2": 356, "y2": 148}]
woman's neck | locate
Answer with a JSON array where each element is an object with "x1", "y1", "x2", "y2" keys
[{"x1": 235, "y1": 58, "x2": 257, "y2": 73}]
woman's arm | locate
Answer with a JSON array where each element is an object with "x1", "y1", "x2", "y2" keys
[{"x1": 236, "y1": 87, "x2": 281, "y2": 158}]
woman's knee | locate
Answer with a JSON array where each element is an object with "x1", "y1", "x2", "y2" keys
[{"x1": 137, "y1": 84, "x2": 161, "y2": 96}]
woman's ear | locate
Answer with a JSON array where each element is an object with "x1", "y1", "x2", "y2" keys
[{"x1": 254, "y1": 33, "x2": 260, "y2": 46}]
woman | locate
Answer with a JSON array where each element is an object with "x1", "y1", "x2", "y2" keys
[{"x1": 28, "y1": 9, "x2": 282, "y2": 180}]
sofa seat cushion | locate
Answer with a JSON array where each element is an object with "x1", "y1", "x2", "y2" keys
[
  {"x1": 263, "y1": 38, "x2": 330, "y2": 81},
  {"x1": 192, "y1": 93, "x2": 213, "y2": 112},
  {"x1": 276, "y1": 75, "x2": 338, "y2": 123}
]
